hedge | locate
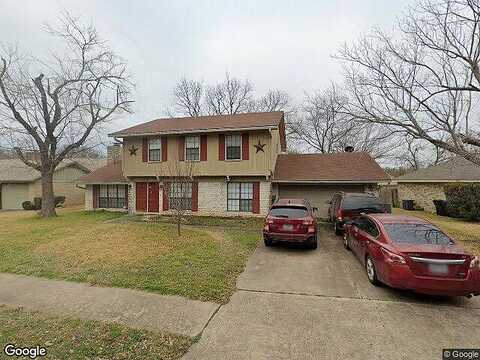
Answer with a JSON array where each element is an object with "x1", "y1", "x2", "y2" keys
[
  {"x1": 21, "y1": 196, "x2": 66, "y2": 211},
  {"x1": 444, "y1": 184, "x2": 480, "y2": 221}
]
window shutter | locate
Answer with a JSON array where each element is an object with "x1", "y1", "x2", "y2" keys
[
  {"x1": 142, "y1": 138, "x2": 148, "y2": 162},
  {"x1": 178, "y1": 136, "x2": 185, "y2": 161},
  {"x1": 218, "y1": 134, "x2": 225, "y2": 160},
  {"x1": 161, "y1": 137, "x2": 168, "y2": 161},
  {"x1": 200, "y1": 135, "x2": 207, "y2": 161},
  {"x1": 242, "y1": 133, "x2": 249, "y2": 160},
  {"x1": 162, "y1": 182, "x2": 169, "y2": 211},
  {"x1": 253, "y1": 182, "x2": 260, "y2": 214},
  {"x1": 92, "y1": 185, "x2": 99, "y2": 209},
  {"x1": 192, "y1": 182, "x2": 198, "y2": 211}
]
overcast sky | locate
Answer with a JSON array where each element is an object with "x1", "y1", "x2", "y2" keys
[{"x1": 2, "y1": 0, "x2": 414, "y2": 134}]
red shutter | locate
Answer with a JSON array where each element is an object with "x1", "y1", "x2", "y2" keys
[
  {"x1": 218, "y1": 134, "x2": 225, "y2": 160},
  {"x1": 192, "y1": 182, "x2": 198, "y2": 211},
  {"x1": 162, "y1": 182, "x2": 169, "y2": 211},
  {"x1": 178, "y1": 136, "x2": 185, "y2": 161},
  {"x1": 92, "y1": 185, "x2": 99, "y2": 209},
  {"x1": 136, "y1": 182, "x2": 148, "y2": 211},
  {"x1": 252, "y1": 182, "x2": 260, "y2": 214},
  {"x1": 242, "y1": 133, "x2": 249, "y2": 160},
  {"x1": 142, "y1": 138, "x2": 148, "y2": 162},
  {"x1": 162, "y1": 137, "x2": 168, "y2": 161},
  {"x1": 200, "y1": 135, "x2": 207, "y2": 161}
]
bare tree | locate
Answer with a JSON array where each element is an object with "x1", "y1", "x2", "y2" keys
[
  {"x1": 289, "y1": 83, "x2": 395, "y2": 159},
  {"x1": 393, "y1": 135, "x2": 450, "y2": 170},
  {"x1": 204, "y1": 73, "x2": 254, "y2": 115},
  {"x1": 173, "y1": 78, "x2": 203, "y2": 116},
  {"x1": 158, "y1": 161, "x2": 196, "y2": 236},
  {"x1": 337, "y1": 0, "x2": 480, "y2": 165},
  {"x1": 255, "y1": 89, "x2": 291, "y2": 112},
  {"x1": 0, "y1": 13, "x2": 133, "y2": 217}
]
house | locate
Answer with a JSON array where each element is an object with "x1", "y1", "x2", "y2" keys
[
  {"x1": 394, "y1": 157, "x2": 480, "y2": 212},
  {"x1": 0, "y1": 158, "x2": 106, "y2": 210},
  {"x1": 78, "y1": 111, "x2": 389, "y2": 218}
]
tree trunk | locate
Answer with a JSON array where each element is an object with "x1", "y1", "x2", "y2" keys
[
  {"x1": 40, "y1": 169, "x2": 57, "y2": 217},
  {"x1": 177, "y1": 215, "x2": 181, "y2": 236}
]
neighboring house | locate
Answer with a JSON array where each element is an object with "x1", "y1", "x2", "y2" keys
[
  {"x1": 394, "y1": 157, "x2": 480, "y2": 212},
  {"x1": 78, "y1": 111, "x2": 389, "y2": 218},
  {"x1": 0, "y1": 158, "x2": 106, "y2": 210}
]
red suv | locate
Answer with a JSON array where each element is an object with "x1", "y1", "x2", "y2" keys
[
  {"x1": 328, "y1": 192, "x2": 387, "y2": 235},
  {"x1": 263, "y1": 199, "x2": 318, "y2": 249}
]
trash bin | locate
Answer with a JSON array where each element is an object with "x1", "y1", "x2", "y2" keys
[
  {"x1": 402, "y1": 200, "x2": 415, "y2": 211},
  {"x1": 433, "y1": 200, "x2": 448, "y2": 216}
]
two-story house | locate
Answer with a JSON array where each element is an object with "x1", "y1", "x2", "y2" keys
[{"x1": 79, "y1": 111, "x2": 389, "y2": 217}]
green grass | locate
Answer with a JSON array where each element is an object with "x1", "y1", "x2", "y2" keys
[
  {"x1": 0, "y1": 305, "x2": 192, "y2": 360},
  {"x1": 0, "y1": 209, "x2": 260, "y2": 303},
  {"x1": 393, "y1": 208, "x2": 480, "y2": 256}
]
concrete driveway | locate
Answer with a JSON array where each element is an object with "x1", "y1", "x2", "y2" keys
[{"x1": 183, "y1": 225, "x2": 480, "y2": 360}]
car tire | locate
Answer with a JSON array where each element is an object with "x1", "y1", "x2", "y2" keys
[
  {"x1": 264, "y1": 238, "x2": 273, "y2": 247},
  {"x1": 334, "y1": 221, "x2": 342, "y2": 236},
  {"x1": 307, "y1": 236, "x2": 317, "y2": 250},
  {"x1": 365, "y1": 255, "x2": 380, "y2": 286},
  {"x1": 343, "y1": 233, "x2": 351, "y2": 251}
]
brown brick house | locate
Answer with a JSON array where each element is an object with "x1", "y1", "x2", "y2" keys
[{"x1": 78, "y1": 112, "x2": 389, "y2": 218}]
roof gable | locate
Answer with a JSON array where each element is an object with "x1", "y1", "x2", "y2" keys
[
  {"x1": 273, "y1": 152, "x2": 389, "y2": 183},
  {"x1": 110, "y1": 111, "x2": 284, "y2": 137},
  {"x1": 77, "y1": 161, "x2": 127, "y2": 184},
  {"x1": 396, "y1": 157, "x2": 480, "y2": 182}
]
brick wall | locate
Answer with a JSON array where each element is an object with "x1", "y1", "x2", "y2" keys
[{"x1": 397, "y1": 183, "x2": 446, "y2": 212}]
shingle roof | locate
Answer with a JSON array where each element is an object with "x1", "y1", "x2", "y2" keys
[
  {"x1": 110, "y1": 111, "x2": 284, "y2": 137},
  {"x1": 273, "y1": 152, "x2": 390, "y2": 182},
  {"x1": 396, "y1": 157, "x2": 480, "y2": 182},
  {"x1": 0, "y1": 158, "x2": 106, "y2": 183},
  {"x1": 77, "y1": 161, "x2": 127, "y2": 184}
]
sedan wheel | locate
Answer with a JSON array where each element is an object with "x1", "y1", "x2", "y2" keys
[
  {"x1": 343, "y1": 233, "x2": 351, "y2": 250},
  {"x1": 365, "y1": 256, "x2": 380, "y2": 286},
  {"x1": 334, "y1": 221, "x2": 342, "y2": 236}
]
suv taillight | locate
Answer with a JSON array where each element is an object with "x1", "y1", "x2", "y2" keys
[
  {"x1": 337, "y1": 209, "x2": 343, "y2": 222},
  {"x1": 381, "y1": 247, "x2": 406, "y2": 264}
]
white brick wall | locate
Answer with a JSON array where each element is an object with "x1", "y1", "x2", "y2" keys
[{"x1": 85, "y1": 185, "x2": 93, "y2": 210}]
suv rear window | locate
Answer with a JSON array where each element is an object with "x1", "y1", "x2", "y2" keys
[
  {"x1": 342, "y1": 196, "x2": 384, "y2": 211},
  {"x1": 384, "y1": 224, "x2": 453, "y2": 245},
  {"x1": 270, "y1": 206, "x2": 309, "y2": 218}
]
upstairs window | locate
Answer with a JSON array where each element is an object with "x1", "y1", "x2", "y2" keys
[
  {"x1": 169, "y1": 182, "x2": 192, "y2": 210},
  {"x1": 225, "y1": 134, "x2": 241, "y2": 160},
  {"x1": 149, "y1": 138, "x2": 162, "y2": 161},
  {"x1": 227, "y1": 182, "x2": 253, "y2": 212},
  {"x1": 185, "y1": 136, "x2": 200, "y2": 161}
]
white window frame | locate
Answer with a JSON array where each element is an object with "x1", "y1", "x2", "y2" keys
[
  {"x1": 148, "y1": 138, "x2": 162, "y2": 162},
  {"x1": 227, "y1": 182, "x2": 253, "y2": 212},
  {"x1": 225, "y1": 134, "x2": 242, "y2": 161},
  {"x1": 185, "y1": 135, "x2": 200, "y2": 161}
]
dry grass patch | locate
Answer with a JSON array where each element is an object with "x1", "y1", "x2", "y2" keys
[{"x1": 393, "y1": 208, "x2": 480, "y2": 256}]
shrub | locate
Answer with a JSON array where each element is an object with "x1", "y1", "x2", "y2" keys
[
  {"x1": 444, "y1": 184, "x2": 480, "y2": 220},
  {"x1": 22, "y1": 201, "x2": 36, "y2": 210},
  {"x1": 22, "y1": 196, "x2": 66, "y2": 211}
]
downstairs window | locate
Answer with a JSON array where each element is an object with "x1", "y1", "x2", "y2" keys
[{"x1": 98, "y1": 184, "x2": 127, "y2": 208}]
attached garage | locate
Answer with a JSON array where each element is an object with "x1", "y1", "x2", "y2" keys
[
  {"x1": 273, "y1": 152, "x2": 390, "y2": 219},
  {"x1": 1, "y1": 183, "x2": 29, "y2": 210}
]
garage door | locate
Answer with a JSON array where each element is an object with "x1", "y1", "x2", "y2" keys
[
  {"x1": 277, "y1": 184, "x2": 365, "y2": 219},
  {"x1": 1, "y1": 183, "x2": 29, "y2": 210}
]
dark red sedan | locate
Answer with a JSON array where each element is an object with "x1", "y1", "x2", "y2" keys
[{"x1": 343, "y1": 214, "x2": 480, "y2": 297}]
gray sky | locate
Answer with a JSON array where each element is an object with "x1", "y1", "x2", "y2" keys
[{"x1": 1, "y1": 0, "x2": 414, "y2": 133}]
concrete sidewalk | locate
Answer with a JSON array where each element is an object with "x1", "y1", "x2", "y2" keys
[{"x1": 0, "y1": 273, "x2": 219, "y2": 337}]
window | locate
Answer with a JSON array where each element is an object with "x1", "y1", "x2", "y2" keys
[
  {"x1": 185, "y1": 136, "x2": 200, "y2": 161},
  {"x1": 342, "y1": 195, "x2": 384, "y2": 211},
  {"x1": 269, "y1": 206, "x2": 308, "y2": 218},
  {"x1": 384, "y1": 224, "x2": 453, "y2": 245},
  {"x1": 149, "y1": 138, "x2": 162, "y2": 161},
  {"x1": 363, "y1": 218, "x2": 379, "y2": 237},
  {"x1": 227, "y1": 182, "x2": 253, "y2": 212},
  {"x1": 169, "y1": 182, "x2": 192, "y2": 210},
  {"x1": 225, "y1": 134, "x2": 241, "y2": 160},
  {"x1": 98, "y1": 185, "x2": 127, "y2": 209}
]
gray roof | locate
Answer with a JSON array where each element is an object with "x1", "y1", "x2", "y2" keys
[
  {"x1": 0, "y1": 158, "x2": 106, "y2": 183},
  {"x1": 396, "y1": 157, "x2": 480, "y2": 182}
]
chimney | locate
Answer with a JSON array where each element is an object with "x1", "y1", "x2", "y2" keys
[
  {"x1": 107, "y1": 143, "x2": 122, "y2": 164},
  {"x1": 344, "y1": 146, "x2": 354, "y2": 153}
]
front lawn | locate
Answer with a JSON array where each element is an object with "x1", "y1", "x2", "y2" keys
[
  {"x1": 393, "y1": 208, "x2": 480, "y2": 256},
  {"x1": 0, "y1": 209, "x2": 259, "y2": 303},
  {"x1": 0, "y1": 306, "x2": 191, "y2": 360}
]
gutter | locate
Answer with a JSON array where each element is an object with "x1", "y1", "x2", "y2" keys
[
  {"x1": 109, "y1": 125, "x2": 278, "y2": 138},
  {"x1": 272, "y1": 180, "x2": 388, "y2": 184}
]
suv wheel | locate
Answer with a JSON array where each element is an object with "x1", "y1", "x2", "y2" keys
[
  {"x1": 264, "y1": 238, "x2": 273, "y2": 247},
  {"x1": 365, "y1": 255, "x2": 380, "y2": 286},
  {"x1": 307, "y1": 236, "x2": 317, "y2": 250}
]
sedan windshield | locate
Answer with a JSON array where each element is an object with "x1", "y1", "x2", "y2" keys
[
  {"x1": 342, "y1": 196, "x2": 384, "y2": 211},
  {"x1": 270, "y1": 206, "x2": 309, "y2": 219},
  {"x1": 384, "y1": 223, "x2": 454, "y2": 245}
]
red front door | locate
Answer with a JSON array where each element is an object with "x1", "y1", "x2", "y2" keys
[
  {"x1": 136, "y1": 182, "x2": 147, "y2": 211},
  {"x1": 148, "y1": 182, "x2": 159, "y2": 213}
]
